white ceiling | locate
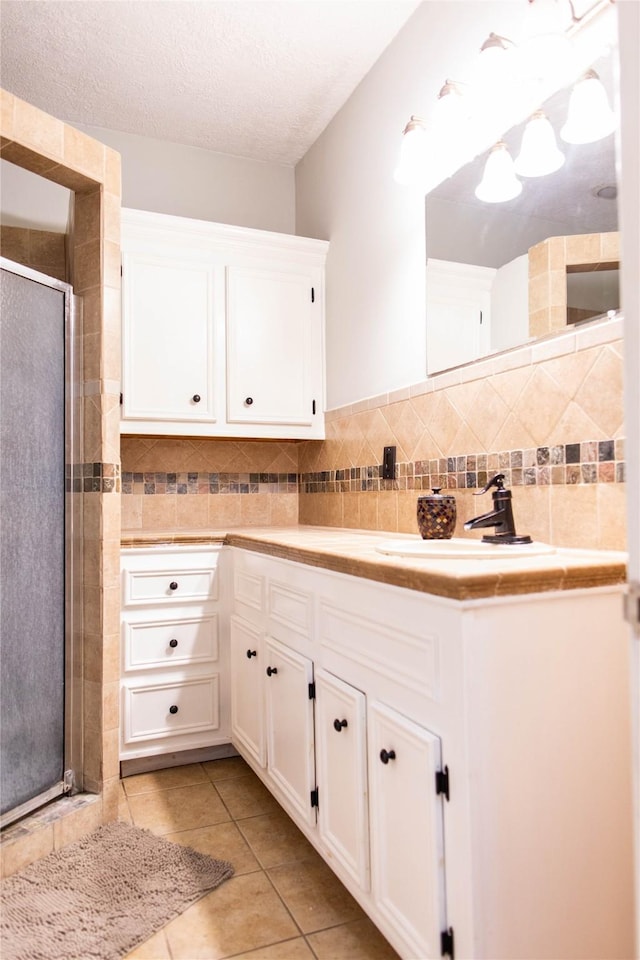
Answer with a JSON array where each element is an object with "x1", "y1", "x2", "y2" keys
[{"x1": 0, "y1": 0, "x2": 421, "y2": 165}]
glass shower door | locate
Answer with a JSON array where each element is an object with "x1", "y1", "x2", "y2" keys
[{"x1": 0, "y1": 263, "x2": 72, "y2": 824}]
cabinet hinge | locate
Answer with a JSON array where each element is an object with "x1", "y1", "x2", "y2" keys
[
  {"x1": 310, "y1": 787, "x2": 319, "y2": 808},
  {"x1": 119, "y1": 392, "x2": 123, "y2": 406},
  {"x1": 435, "y1": 765, "x2": 450, "y2": 801},
  {"x1": 308, "y1": 681, "x2": 316, "y2": 700},
  {"x1": 624, "y1": 581, "x2": 640, "y2": 635},
  {"x1": 311, "y1": 287, "x2": 315, "y2": 303},
  {"x1": 479, "y1": 310, "x2": 483, "y2": 325},
  {"x1": 120, "y1": 264, "x2": 123, "y2": 277},
  {"x1": 312, "y1": 399, "x2": 316, "y2": 416},
  {"x1": 441, "y1": 926, "x2": 454, "y2": 960}
]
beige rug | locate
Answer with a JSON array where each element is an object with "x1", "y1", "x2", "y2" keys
[{"x1": 1, "y1": 820, "x2": 234, "y2": 960}]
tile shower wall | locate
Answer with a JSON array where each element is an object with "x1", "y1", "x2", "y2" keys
[
  {"x1": 299, "y1": 321, "x2": 626, "y2": 551},
  {"x1": 121, "y1": 437, "x2": 300, "y2": 530},
  {"x1": 0, "y1": 225, "x2": 67, "y2": 282}
]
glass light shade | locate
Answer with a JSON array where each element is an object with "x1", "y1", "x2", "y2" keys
[
  {"x1": 519, "y1": 0, "x2": 577, "y2": 86},
  {"x1": 475, "y1": 142, "x2": 522, "y2": 204},
  {"x1": 434, "y1": 80, "x2": 467, "y2": 126},
  {"x1": 560, "y1": 70, "x2": 616, "y2": 144},
  {"x1": 514, "y1": 111, "x2": 565, "y2": 177},
  {"x1": 393, "y1": 116, "x2": 428, "y2": 186},
  {"x1": 475, "y1": 32, "x2": 516, "y2": 85}
]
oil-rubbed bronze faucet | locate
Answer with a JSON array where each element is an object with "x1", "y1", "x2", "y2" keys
[{"x1": 464, "y1": 473, "x2": 532, "y2": 545}]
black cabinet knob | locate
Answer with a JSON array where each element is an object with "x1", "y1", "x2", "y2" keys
[
  {"x1": 379, "y1": 748, "x2": 396, "y2": 764},
  {"x1": 169, "y1": 638, "x2": 178, "y2": 648},
  {"x1": 246, "y1": 649, "x2": 257, "y2": 659},
  {"x1": 266, "y1": 666, "x2": 278, "y2": 676},
  {"x1": 333, "y1": 718, "x2": 348, "y2": 732},
  {"x1": 169, "y1": 581, "x2": 178, "y2": 591},
  {"x1": 245, "y1": 396, "x2": 254, "y2": 406},
  {"x1": 192, "y1": 394, "x2": 201, "y2": 403},
  {"x1": 169, "y1": 705, "x2": 179, "y2": 715}
]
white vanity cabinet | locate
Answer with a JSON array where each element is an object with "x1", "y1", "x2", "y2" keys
[
  {"x1": 120, "y1": 208, "x2": 327, "y2": 440},
  {"x1": 120, "y1": 545, "x2": 229, "y2": 761},
  {"x1": 228, "y1": 545, "x2": 633, "y2": 960}
]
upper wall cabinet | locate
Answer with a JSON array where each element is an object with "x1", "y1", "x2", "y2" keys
[{"x1": 120, "y1": 208, "x2": 328, "y2": 440}]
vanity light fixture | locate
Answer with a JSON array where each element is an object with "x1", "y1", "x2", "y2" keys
[
  {"x1": 514, "y1": 110, "x2": 565, "y2": 177},
  {"x1": 393, "y1": 115, "x2": 429, "y2": 186},
  {"x1": 560, "y1": 68, "x2": 616, "y2": 143},
  {"x1": 474, "y1": 141, "x2": 523, "y2": 203}
]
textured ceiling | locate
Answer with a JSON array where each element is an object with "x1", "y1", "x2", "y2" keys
[{"x1": 0, "y1": 0, "x2": 421, "y2": 165}]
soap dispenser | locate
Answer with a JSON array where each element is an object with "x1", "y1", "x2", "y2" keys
[{"x1": 417, "y1": 488, "x2": 457, "y2": 539}]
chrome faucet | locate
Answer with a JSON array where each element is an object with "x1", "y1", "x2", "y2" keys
[{"x1": 464, "y1": 473, "x2": 532, "y2": 545}]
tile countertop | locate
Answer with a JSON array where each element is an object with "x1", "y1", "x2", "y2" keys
[{"x1": 120, "y1": 526, "x2": 628, "y2": 602}]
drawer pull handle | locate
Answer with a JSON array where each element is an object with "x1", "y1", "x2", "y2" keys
[
  {"x1": 192, "y1": 394, "x2": 201, "y2": 403},
  {"x1": 245, "y1": 396, "x2": 254, "y2": 406},
  {"x1": 246, "y1": 649, "x2": 257, "y2": 659},
  {"x1": 169, "y1": 639, "x2": 178, "y2": 649},
  {"x1": 169, "y1": 581, "x2": 179, "y2": 591},
  {"x1": 379, "y1": 748, "x2": 396, "y2": 764},
  {"x1": 266, "y1": 666, "x2": 278, "y2": 677},
  {"x1": 169, "y1": 705, "x2": 179, "y2": 715},
  {"x1": 333, "y1": 718, "x2": 348, "y2": 732}
]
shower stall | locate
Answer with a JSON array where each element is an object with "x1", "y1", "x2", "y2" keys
[{"x1": 0, "y1": 258, "x2": 82, "y2": 828}]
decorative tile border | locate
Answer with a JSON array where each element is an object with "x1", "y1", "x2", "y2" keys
[
  {"x1": 300, "y1": 440, "x2": 625, "y2": 493},
  {"x1": 121, "y1": 471, "x2": 298, "y2": 495},
  {"x1": 67, "y1": 463, "x2": 121, "y2": 493}
]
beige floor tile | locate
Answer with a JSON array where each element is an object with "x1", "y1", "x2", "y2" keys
[
  {"x1": 214, "y1": 773, "x2": 281, "y2": 820},
  {"x1": 228, "y1": 937, "x2": 315, "y2": 959},
  {"x1": 202, "y1": 755, "x2": 252, "y2": 783},
  {"x1": 268, "y1": 855, "x2": 363, "y2": 934},
  {"x1": 237, "y1": 808, "x2": 315, "y2": 868},
  {"x1": 126, "y1": 928, "x2": 171, "y2": 959},
  {"x1": 123, "y1": 762, "x2": 209, "y2": 796},
  {"x1": 164, "y1": 821, "x2": 261, "y2": 875},
  {"x1": 307, "y1": 917, "x2": 401, "y2": 959},
  {"x1": 128, "y1": 782, "x2": 230, "y2": 835},
  {"x1": 163, "y1": 871, "x2": 299, "y2": 960}
]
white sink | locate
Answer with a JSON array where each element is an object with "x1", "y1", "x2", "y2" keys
[{"x1": 375, "y1": 537, "x2": 557, "y2": 560}]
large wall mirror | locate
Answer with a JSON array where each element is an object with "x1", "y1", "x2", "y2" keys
[{"x1": 425, "y1": 39, "x2": 619, "y2": 375}]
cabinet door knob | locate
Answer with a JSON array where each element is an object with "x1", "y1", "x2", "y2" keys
[
  {"x1": 266, "y1": 665, "x2": 278, "y2": 676},
  {"x1": 333, "y1": 718, "x2": 348, "y2": 732},
  {"x1": 379, "y1": 748, "x2": 396, "y2": 764},
  {"x1": 169, "y1": 638, "x2": 178, "y2": 648},
  {"x1": 244, "y1": 396, "x2": 254, "y2": 406},
  {"x1": 169, "y1": 581, "x2": 179, "y2": 591},
  {"x1": 246, "y1": 649, "x2": 257, "y2": 659},
  {"x1": 192, "y1": 394, "x2": 201, "y2": 403},
  {"x1": 169, "y1": 705, "x2": 179, "y2": 715}
]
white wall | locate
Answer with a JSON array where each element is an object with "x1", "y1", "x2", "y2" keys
[
  {"x1": 0, "y1": 160, "x2": 71, "y2": 231},
  {"x1": 295, "y1": 1, "x2": 530, "y2": 409},
  {"x1": 77, "y1": 124, "x2": 295, "y2": 234},
  {"x1": 491, "y1": 254, "x2": 529, "y2": 353}
]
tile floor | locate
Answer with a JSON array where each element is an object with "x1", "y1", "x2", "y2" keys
[{"x1": 119, "y1": 756, "x2": 400, "y2": 960}]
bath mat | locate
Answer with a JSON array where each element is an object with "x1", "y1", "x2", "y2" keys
[{"x1": 0, "y1": 820, "x2": 234, "y2": 960}]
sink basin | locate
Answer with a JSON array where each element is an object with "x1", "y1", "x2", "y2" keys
[{"x1": 375, "y1": 538, "x2": 557, "y2": 560}]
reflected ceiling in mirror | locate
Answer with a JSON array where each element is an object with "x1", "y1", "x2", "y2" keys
[{"x1": 425, "y1": 49, "x2": 619, "y2": 375}]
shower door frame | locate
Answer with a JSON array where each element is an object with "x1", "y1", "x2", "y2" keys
[{"x1": 0, "y1": 257, "x2": 83, "y2": 828}]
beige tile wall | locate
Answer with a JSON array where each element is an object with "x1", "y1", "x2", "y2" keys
[
  {"x1": 0, "y1": 89, "x2": 121, "y2": 875},
  {"x1": 299, "y1": 332, "x2": 626, "y2": 551},
  {"x1": 0, "y1": 225, "x2": 67, "y2": 281},
  {"x1": 121, "y1": 437, "x2": 299, "y2": 531}
]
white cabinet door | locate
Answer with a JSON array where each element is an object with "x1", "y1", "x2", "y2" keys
[
  {"x1": 315, "y1": 669, "x2": 370, "y2": 891},
  {"x1": 368, "y1": 701, "x2": 448, "y2": 960},
  {"x1": 230, "y1": 615, "x2": 266, "y2": 768},
  {"x1": 226, "y1": 265, "x2": 320, "y2": 427},
  {"x1": 121, "y1": 250, "x2": 218, "y2": 424},
  {"x1": 264, "y1": 636, "x2": 316, "y2": 826}
]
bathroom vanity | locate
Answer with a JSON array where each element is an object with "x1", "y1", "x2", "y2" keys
[{"x1": 120, "y1": 528, "x2": 634, "y2": 960}]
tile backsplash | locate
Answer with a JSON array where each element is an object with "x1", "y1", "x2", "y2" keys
[{"x1": 122, "y1": 315, "x2": 626, "y2": 551}]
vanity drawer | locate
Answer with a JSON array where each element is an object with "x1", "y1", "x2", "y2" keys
[
  {"x1": 122, "y1": 675, "x2": 220, "y2": 744},
  {"x1": 122, "y1": 610, "x2": 218, "y2": 673},
  {"x1": 122, "y1": 551, "x2": 220, "y2": 606}
]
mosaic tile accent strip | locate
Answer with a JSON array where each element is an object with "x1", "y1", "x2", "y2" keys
[
  {"x1": 300, "y1": 440, "x2": 625, "y2": 493},
  {"x1": 66, "y1": 463, "x2": 121, "y2": 493},
  {"x1": 121, "y1": 471, "x2": 298, "y2": 495}
]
